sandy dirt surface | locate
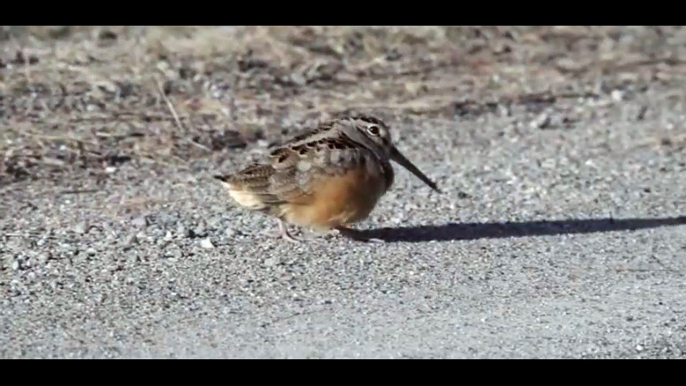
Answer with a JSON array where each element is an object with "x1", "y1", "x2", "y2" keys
[{"x1": 1, "y1": 26, "x2": 685, "y2": 358}]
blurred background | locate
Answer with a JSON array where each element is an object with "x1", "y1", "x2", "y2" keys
[{"x1": 2, "y1": 26, "x2": 684, "y2": 186}]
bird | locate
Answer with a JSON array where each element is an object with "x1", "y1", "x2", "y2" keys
[{"x1": 214, "y1": 114, "x2": 441, "y2": 243}]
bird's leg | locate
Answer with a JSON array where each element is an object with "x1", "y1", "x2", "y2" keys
[
  {"x1": 277, "y1": 218, "x2": 304, "y2": 243},
  {"x1": 260, "y1": 220, "x2": 281, "y2": 238},
  {"x1": 261, "y1": 218, "x2": 302, "y2": 243},
  {"x1": 264, "y1": 218, "x2": 326, "y2": 244},
  {"x1": 334, "y1": 226, "x2": 385, "y2": 243}
]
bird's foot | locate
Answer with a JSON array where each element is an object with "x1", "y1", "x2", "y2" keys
[{"x1": 263, "y1": 219, "x2": 322, "y2": 244}]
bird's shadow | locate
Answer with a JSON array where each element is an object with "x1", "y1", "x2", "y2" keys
[{"x1": 359, "y1": 216, "x2": 686, "y2": 243}]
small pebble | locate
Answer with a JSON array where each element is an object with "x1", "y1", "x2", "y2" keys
[
  {"x1": 290, "y1": 73, "x2": 307, "y2": 86},
  {"x1": 164, "y1": 246, "x2": 183, "y2": 259},
  {"x1": 73, "y1": 221, "x2": 88, "y2": 234},
  {"x1": 132, "y1": 216, "x2": 148, "y2": 228},
  {"x1": 200, "y1": 238, "x2": 215, "y2": 249},
  {"x1": 612, "y1": 90, "x2": 624, "y2": 102},
  {"x1": 123, "y1": 234, "x2": 138, "y2": 248},
  {"x1": 176, "y1": 224, "x2": 186, "y2": 237},
  {"x1": 194, "y1": 224, "x2": 207, "y2": 237},
  {"x1": 530, "y1": 113, "x2": 551, "y2": 129},
  {"x1": 207, "y1": 216, "x2": 222, "y2": 228},
  {"x1": 37, "y1": 253, "x2": 50, "y2": 264},
  {"x1": 136, "y1": 231, "x2": 147, "y2": 242}
]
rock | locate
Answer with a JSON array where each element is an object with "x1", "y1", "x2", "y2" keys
[
  {"x1": 612, "y1": 90, "x2": 624, "y2": 102},
  {"x1": 132, "y1": 215, "x2": 148, "y2": 228},
  {"x1": 122, "y1": 234, "x2": 138, "y2": 249},
  {"x1": 37, "y1": 253, "x2": 50, "y2": 264},
  {"x1": 164, "y1": 246, "x2": 183, "y2": 260},
  {"x1": 194, "y1": 222, "x2": 207, "y2": 237},
  {"x1": 200, "y1": 238, "x2": 215, "y2": 249},
  {"x1": 530, "y1": 112, "x2": 551, "y2": 129},
  {"x1": 207, "y1": 216, "x2": 222, "y2": 228},
  {"x1": 73, "y1": 221, "x2": 88, "y2": 234},
  {"x1": 176, "y1": 223, "x2": 186, "y2": 238},
  {"x1": 136, "y1": 231, "x2": 147, "y2": 242}
]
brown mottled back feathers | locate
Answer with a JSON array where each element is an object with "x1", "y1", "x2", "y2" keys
[{"x1": 215, "y1": 118, "x2": 392, "y2": 209}]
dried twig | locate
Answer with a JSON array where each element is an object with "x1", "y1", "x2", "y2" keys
[
  {"x1": 153, "y1": 76, "x2": 211, "y2": 153},
  {"x1": 153, "y1": 77, "x2": 186, "y2": 132}
]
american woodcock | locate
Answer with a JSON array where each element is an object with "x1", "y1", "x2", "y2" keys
[{"x1": 214, "y1": 114, "x2": 440, "y2": 242}]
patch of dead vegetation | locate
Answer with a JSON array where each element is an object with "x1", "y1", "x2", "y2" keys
[{"x1": 2, "y1": 26, "x2": 686, "y2": 186}]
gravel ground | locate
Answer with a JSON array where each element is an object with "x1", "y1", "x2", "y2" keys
[
  {"x1": 2, "y1": 86, "x2": 685, "y2": 358},
  {"x1": 1, "y1": 27, "x2": 685, "y2": 358}
]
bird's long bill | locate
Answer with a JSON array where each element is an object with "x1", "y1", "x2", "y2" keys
[{"x1": 390, "y1": 146, "x2": 441, "y2": 193}]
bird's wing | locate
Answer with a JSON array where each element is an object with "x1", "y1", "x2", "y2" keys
[{"x1": 216, "y1": 125, "x2": 379, "y2": 206}]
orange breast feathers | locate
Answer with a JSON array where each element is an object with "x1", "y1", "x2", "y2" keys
[{"x1": 280, "y1": 166, "x2": 387, "y2": 230}]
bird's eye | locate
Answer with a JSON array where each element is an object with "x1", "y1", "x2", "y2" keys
[{"x1": 367, "y1": 125, "x2": 380, "y2": 136}]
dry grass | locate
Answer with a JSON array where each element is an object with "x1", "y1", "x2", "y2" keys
[{"x1": 2, "y1": 26, "x2": 686, "y2": 185}]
